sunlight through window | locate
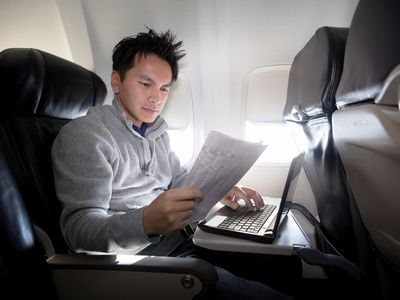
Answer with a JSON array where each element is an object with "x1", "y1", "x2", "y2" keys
[
  {"x1": 245, "y1": 121, "x2": 300, "y2": 164},
  {"x1": 167, "y1": 127, "x2": 194, "y2": 166}
]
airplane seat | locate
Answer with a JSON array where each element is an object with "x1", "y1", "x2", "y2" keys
[
  {"x1": 282, "y1": 26, "x2": 381, "y2": 296},
  {"x1": 0, "y1": 48, "x2": 218, "y2": 299},
  {"x1": 283, "y1": 26, "x2": 356, "y2": 258},
  {"x1": 0, "y1": 47, "x2": 106, "y2": 254},
  {"x1": 0, "y1": 150, "x2": 58, "y2": 297},
  {"x1": 333, "y1": 0, "x2": 400, "y2": 297}
]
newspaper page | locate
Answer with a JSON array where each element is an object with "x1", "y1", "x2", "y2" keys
[{"x1": 178, "y1": 130, "x2": 267, "y2": 223}]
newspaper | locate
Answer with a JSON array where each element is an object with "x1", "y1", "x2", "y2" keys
[{"x1": 179, "y1": 130, "x2": 267, "y2": 223}]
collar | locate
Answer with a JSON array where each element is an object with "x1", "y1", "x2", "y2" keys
[{"x1": 132, "y1": 122, "x2": 147, "y2": 137}]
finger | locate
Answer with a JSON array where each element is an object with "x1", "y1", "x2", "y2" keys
[
  {"x1": 178, "y1": 188, "x2": 203, "y2": 200},
  {"x1": 220, "y1": 197, "x2": 240, "y2": 210},
  {"x1": 175, "y1": 209, "x2": 193, "y2": 220},
  {"x1": 176, "y1": 219, "x2": 191, "y2": 231},
  {"x1": 162, "y1": 209, "x2": 193, "y2": 228},
  {"x1": 241, "y1": 187, "x2": 264, "y2": 209},
  {"x1": 242, "y1": 197, "x2": 256, "y2": 210},
  {"x1": 172, "y1": 211, "x2": 194, "y2": 230},
  {"x1": 164, "y1": 188, "x2": 203, "y2": 202},
  {"x1": 230, "y1": 186, "x2": 255, "y2": 210},
  {"x1": 174, "y1": 199, "x2": 197, "y2": 212}
]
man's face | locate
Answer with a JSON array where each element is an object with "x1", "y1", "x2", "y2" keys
[{"x1": 111, "y1": 53, "x2": 172, "y2": 127}]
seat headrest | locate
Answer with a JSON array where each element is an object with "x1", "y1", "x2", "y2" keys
[
  {"x1": 0, "y1": 48, "x2": 107, "y2": 119},
  {"x1": 335, "y1": 0, "x2": 400, "y2": 108},
  {"x1": 284, "y1": 27, "x2": 348, "y2": 122}
]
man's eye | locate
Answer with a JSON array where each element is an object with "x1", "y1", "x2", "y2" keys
[
  {"x1": 139, "y1": 81, "x2": 150, "y2": 87},
  {"x1": 161, "y1": 87, "x2": 170, "y2": 93}
]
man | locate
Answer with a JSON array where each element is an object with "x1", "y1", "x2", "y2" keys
[{"x1": 52, "y1": 28, "x2": 292, "y2": 299}]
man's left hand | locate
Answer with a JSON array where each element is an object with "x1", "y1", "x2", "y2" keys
[{"x1": 220, "y1": 186, "x2": 264, "y2": 210}]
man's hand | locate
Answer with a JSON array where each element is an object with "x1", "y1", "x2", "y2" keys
[
  {"x1": 142, "y1": 188, "x2": 202, "y2": 236},
  {"x1": 220, "y1": 185, "x2": 264, "y2": 210}
]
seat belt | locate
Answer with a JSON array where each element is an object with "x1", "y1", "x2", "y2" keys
[{"x1": 137, "y1": 224, "x2": 196, "y2": 256}]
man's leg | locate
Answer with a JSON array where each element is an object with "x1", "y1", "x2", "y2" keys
[
  {"x1": 207, "y1": 266, "x2": 294, "y2": 300},
  {"x1": 170, "y1": 239, "x2": 295, "y2": 299}
]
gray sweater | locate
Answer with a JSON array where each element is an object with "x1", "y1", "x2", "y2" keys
[{"x1": 51, "y1": 98, "x2": 187, "y2": 254}]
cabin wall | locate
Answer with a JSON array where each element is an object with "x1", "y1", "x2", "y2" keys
[
  {"x1": 0, "y1": 0, "x2": 72, "y2": 62},
  {"x1": 0, "y1": 0, "x2": 359, "y2": 198}
]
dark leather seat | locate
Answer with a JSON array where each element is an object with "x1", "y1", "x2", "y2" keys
[
  {"x1": 0, "y1": 149, "x2": 57, "y2": 298},
  {"x1": 0, "y1": 48, "x2": 217, "y2": 299},
  {"x1": 282, "y1": 25, "x2": 381, "y2": 297},
  {"x1": 333, "y1": 0, "x2": 400, "y2": 297},
  {"x1": 0, "y1": 47, "x2": 104, "y2": 297},
  {"x1": 0, "y1": 48, "x2": 106, "y2": 254},
  {"x1": 283, "y1": 26, "x2": 358, "y2": 260}
]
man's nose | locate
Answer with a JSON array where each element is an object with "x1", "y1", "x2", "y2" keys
[{"x1": 149, "y1": 89, "x2": 162, "y2": 104}]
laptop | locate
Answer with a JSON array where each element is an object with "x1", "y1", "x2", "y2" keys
[{"x1": 197, "y1": 152, "x2": 305, "y2": 244}]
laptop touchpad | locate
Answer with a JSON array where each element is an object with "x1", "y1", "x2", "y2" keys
[{"x1": 205, "y1": 215, "x2": 227, "y2": 228}]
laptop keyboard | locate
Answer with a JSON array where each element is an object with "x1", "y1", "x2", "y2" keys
[{"x1": 217, "y1": 204, "x2": 276, "y2": 234}]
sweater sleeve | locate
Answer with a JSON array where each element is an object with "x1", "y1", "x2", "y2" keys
[{"x1": 51, "y1": 119, "x2": 159, "y2": 253}]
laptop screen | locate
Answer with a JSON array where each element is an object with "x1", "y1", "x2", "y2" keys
[{"x1": 270, "y1": 151, "x2": 305, "y2": 235}]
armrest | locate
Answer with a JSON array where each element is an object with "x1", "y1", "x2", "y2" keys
[
  {"x1": 47, "y1": 253, "x2": 218, "y2": 300},
  {"x1": 375, "y1": 64, "x2": 400, "y2": 106}
]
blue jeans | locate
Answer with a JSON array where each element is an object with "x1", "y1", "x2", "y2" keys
[
  {"x1": 169, "y1": 239, "x2": 295, "y2": 300},
  {"x1": 209, "y1": 266, "x2": 294, "y2": 300}
]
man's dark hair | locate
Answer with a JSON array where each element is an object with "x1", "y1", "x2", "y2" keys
[{"x1": 112, "y1": 28, "x2": 185, "y2": 82}]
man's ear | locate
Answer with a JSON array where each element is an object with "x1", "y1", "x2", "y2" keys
[{"x1": 111, "y1": 71, "x2": 121, "y2": 94}]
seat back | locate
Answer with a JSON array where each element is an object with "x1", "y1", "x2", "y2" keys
[
  {"x1": 0, "y1": 48, "x2": 107, "y2": 254},
  {"x1": 333, "y1": 0, "x2": 400, "y2": 296},
  {"x1": 0, "y1": 148, "x2": 58, "y2": 297},
  {"x1": 283, "y1": 26, "x2": 360, "y2": 261}
]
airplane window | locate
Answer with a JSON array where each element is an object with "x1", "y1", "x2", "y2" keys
[
  {"x1": 161, "y1": 74, "x2": 195, "y2": 165},
  {"x1": 167, "y1": 127, "x2": 194, "y2": 166},
  {"x1": 242, "y1": 65, "x2": 300, "y2": 163},
  {"x1": 245, "y1": 121, "x2": 301, "y2": 164}
]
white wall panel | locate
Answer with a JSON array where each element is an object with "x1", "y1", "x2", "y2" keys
[{"x1": 0, "y1": 0, "x2": 72, "y2": 61}]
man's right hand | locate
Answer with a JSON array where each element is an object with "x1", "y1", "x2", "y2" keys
[{"x1": 142, "y1": 188, "x2": 202, "y2": 236}]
